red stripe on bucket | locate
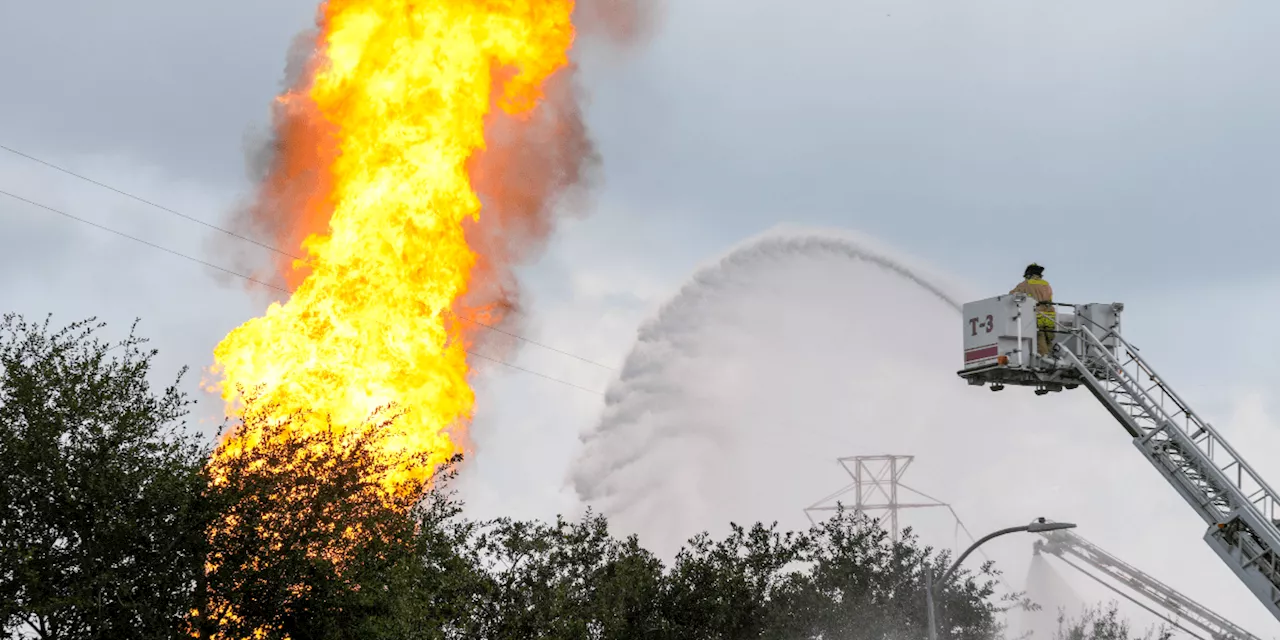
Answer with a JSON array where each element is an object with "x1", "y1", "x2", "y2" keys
[{"x1": 964, "y1": 345, "x2": 999, "y2": 363}]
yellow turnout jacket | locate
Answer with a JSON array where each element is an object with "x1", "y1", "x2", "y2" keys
[{"x1": 1011, "y1": 278, "x2": 1056, "y2": 328}]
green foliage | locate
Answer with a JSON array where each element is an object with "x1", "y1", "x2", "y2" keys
[
  {"x1": 661, "y1": 521, "x2": 807, "y2": 639},
  {"x1": 0, "y1": 313, "x2": 1025, "y2": 640},
  {"x1": 788, "y1": 510, "x2": 1002, "y2": 640},
  {"x1": 1054, "y1": 604, "x2": 1172, "y2": 640},
  {"x1": 199, "y1": 402, "x2": 465, "y2": 640},
  {"x1": 445, "y1": 506, "x2": 1004, "y2": 640},
  {"x1": 358, "y1": 482, "x2": 486, "y2": 640},
  {"x1": 0, "y1": 314, "x2": 208, "y2": 640},
  {"x1": 457, "y1": 510, "x2": 667, "y2": 639}
]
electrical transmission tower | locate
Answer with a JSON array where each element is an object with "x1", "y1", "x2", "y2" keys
[{"x1": 804, "y1": 454, "x2": 959, "y2": 542}]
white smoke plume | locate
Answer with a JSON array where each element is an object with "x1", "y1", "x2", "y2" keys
[{"x1": 567, "y1": 226, "x2": 1279, "y2": 635}]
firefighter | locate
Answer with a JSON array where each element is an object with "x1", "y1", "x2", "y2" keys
[{"x1": 1010, "y1": 263, "x2": 1056, "y2": 357}]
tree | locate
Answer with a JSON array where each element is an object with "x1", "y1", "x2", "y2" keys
[
  {"x1": 1054, "y1": 604, "x2": 1172, "y2": 640},
  {"x1": 758, "y1": 507, "x2": 1004, "y2": 640},
  {"x1": 456, "y1": 505, "x2": 1004, "y2": 640},
  {"x1": 199, "y1": 399, "x2": 479, "y2": 640},
  {"x1": 363, "y1": 479, "x2": 487, "y2": 640},
  {"x1": 660, "y1": 521, "x2": 808, "y2": 640},
  {"x1": 462, "y1": 510, "x2": 667, "y2": 639},
  {"x1": 0, "y1": 316, "x2": 1015, "y2": 640},
  {"x1": 0, "y1": 314, "x2": 208, "y2": 640}
]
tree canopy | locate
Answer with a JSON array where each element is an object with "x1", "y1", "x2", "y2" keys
[
  {"x1": 2, "y1": 314, "x2": 1135, "y2": 640},
  {"x1": 0, "y1": 314, "x2": 207, "y2": 640},
  {"x1": 1053, "y1": 604, "x2": 1172, "y2": 640}
]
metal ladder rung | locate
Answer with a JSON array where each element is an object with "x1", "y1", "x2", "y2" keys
[{"x1": 1247, "y1": 490, "x2": 1273, "y2": 505}]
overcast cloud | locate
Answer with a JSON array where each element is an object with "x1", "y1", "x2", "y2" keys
[{"x1": 2, "y1": 0, "x2": 1278, "y2": 636}]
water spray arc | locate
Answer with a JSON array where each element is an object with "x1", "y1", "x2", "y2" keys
[{"x1": 574, "y1": 231, "x2": 963, "y2": 512}]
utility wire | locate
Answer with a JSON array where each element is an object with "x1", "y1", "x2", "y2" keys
[
  {"x1": 0, "y1": 142, "x2": 616, "y2": 371},
  {"x1": 0, "y1": 143, "x2": 291, "y2": 260},
  {"x1": 0, "y1": 188, "x2": 289, "y2": 293},
  {"x1": 0, "y1": 188, "x2": 604, "y2": 396},
  {"x1": 465, "y1": 350, "x2": 604, "y2": 395},
  {"x1": 457, "y1": 314, "x2": 614, "y2": 370}
]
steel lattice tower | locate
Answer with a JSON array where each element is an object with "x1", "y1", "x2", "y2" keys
[{"x1": 804, "y1": 454, "x2": 955, "y2": 542}]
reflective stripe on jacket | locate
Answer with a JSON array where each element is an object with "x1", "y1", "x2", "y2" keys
[{"x1": 1010, "y1": 278, "x2": 1056, "y2": 328}]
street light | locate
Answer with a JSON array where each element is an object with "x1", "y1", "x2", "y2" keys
[{"x1": 925, "y1": 518, "x2": 1077, "y2": 640}]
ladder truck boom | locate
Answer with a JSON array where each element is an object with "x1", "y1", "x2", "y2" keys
[
  {"x1": 1035, "y1": 526, "x2": 1262, "y2": 640},
  {"x1": 958, "y1": 294, "x2": 1280, "y2": 624}
]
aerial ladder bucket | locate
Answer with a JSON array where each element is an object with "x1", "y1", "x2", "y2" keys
[{"x1": 958, "y1": 295, "x2": 1280, "y2": 625}]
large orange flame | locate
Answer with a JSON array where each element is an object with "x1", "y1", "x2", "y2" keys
[{"x1": 212, "y1": 0, "x2": 576, "y2": 487}]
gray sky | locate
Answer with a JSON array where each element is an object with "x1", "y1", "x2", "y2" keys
[{"x1": 2, "y1": 0, "x2": 1278, "y2": 635}]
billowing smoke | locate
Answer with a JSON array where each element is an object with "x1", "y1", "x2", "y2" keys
[
  {"x1": 575, "y1": 0, "x2": 664, "y2": 46},
  {"x1": 567, "y1": 226, "x2": 1277, "y2": 634},
  {"x1": 450, "y1": 0, "x2": 662, "y2": 353}
]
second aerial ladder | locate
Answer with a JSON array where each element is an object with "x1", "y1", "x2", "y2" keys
[{"x1": 1035, "y1": 525, "x2": 1260, "y2": 640}]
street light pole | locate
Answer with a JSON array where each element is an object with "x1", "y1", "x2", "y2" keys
[
  {"x1": 925, "y1": 518, "x2": 1077, "y2": 640},
  {"x1": 926, "y1": 563, "x2": 938, "y2": 640}
]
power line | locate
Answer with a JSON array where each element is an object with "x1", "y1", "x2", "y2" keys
[
  {"x1": 458, "y1": 314, "x2": 614, "y2": 370},
  {"x1": 0, "y1": 143, "x2": 616, "y2": 371},
  {"x1": 466, "y1": 350, "x2": 604, "y2": 395},
  {"x1": 0, "y1": 188, "x2": 604, "y2": 396},
  {"x1": 0, "y1": 188, "x2": 289, "y2": 293},
  {"x1": 0, "y1": 143, "x2": 294, "y2": 261}
]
